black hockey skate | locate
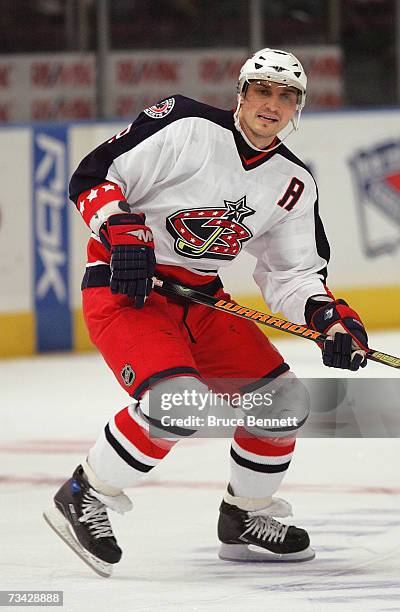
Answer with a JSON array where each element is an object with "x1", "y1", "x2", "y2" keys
[
  {"x1": 43, "y1": 465, "x2": 124, "y2": 577},
  {"x1": 218, "y1": 496, "x2": 315, "y2": 562}
]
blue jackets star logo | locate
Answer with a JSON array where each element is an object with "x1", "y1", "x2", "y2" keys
[{"x1": 223, "y1": 196, "x2": 255, "y2": 223}]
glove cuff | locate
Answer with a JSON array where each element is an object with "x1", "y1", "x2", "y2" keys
[
  {"x1": 107, "y1": 212, "x2": 146, "y2": 227},
  {"x1": 309, "y1": 299, "x2": 350, "y2": 332},
  {"x1": 99, "y1": 212, "x2": 152, "y2": 250},
  {"x1": 310, "y1": 299, "x2": 368, "y2": 351},
  {"x1": 304, "y1": 295, "x2": 335, "y2": 326}
]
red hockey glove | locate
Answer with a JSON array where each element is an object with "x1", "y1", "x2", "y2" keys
[
  {"x1": 99, "y1": 212, "x2": 156, "y2": 308},
  {"x1": 305, "y1": 298, "x2": 369, "y2": 371}
]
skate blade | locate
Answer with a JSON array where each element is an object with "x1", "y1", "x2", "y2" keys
[
  {"x1": 219, "y1": 543, "x2": 315, "y2": 563},
  {"x1": 43, "y1": 507, "x2": 113, "y2": 578}
]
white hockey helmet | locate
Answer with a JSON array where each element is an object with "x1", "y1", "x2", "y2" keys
[
  {"x1": 237, "y1": 47, "x2": 307, "y2": 111},
  {"x1": 234, "y1": 47, "x2": 307, "y2": 148}
]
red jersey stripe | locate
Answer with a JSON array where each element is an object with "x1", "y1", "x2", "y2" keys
[{"x1": 240, "y1": 137, "x2": 279, "y2": 166}]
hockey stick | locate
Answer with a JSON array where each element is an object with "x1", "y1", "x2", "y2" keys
[
  {"x1": 177, "y1": 226, "x2": 226, "y2": 256},
  {"x1": 153, "y1": 278, "x2": 400, "y2": 370}
]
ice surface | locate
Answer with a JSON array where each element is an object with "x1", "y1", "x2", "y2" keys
[{"x1": 0, "y1": 331, "x2": 399, "y2": 611}]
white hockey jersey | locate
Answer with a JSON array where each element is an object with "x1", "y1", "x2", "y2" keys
[{"x1": 69, "y1": 95, "x2": 330, "y2": 324}]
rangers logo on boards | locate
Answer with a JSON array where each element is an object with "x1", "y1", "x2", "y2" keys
[
  {"x1": 166, "y1": 196, "x2": 255, "y2": 260},
  {"x1": 143, "y1": 97, "x2": 175, "y2": 119},
  {"x1": 349, "y1": 141, "x2": 400, "y2": 257}
]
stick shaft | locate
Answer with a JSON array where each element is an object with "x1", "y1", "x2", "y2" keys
[{"x1": 153, "y1": 278, "x2": 400, "y2": 369}]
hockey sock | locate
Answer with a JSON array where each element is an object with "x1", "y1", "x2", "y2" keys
[
  {"x1": 87, "y1": 401, "x2": 177, "y2": 491},
  {"x1": 229, "y1": 425, "x2": 296, "y2": 500},
  {"x1": 86, "y1": 375, "x2": 212, "y2": 491}
]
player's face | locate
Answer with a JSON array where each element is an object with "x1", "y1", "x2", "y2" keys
[{"x1": 238, "y1": 81, "x2": 298, "y2": 149}]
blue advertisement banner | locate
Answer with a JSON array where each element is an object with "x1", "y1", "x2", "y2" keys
[{"x1": 33, "y1": 125, "x2": 72, "y2": 351}]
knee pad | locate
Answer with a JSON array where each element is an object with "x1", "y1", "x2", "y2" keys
[
  {"x1": 241, "y1": 371, "x2": 310, "y2": 438},
  {"x1": 137, "y1": 376, "x2": 212, "y2": 438}
]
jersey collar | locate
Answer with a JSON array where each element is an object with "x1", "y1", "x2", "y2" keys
[{"x1": 230, "y1": 113, "x2": 281, "y2": 170}]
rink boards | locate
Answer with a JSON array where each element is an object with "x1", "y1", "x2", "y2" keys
[{"x1": 0, "y1": 110, "x2": 399, "y2": 357}]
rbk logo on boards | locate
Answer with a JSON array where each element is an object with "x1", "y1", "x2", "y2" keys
[
  {"x1": 33, "y1": 126, "x2": 72, "y2": 351},
  {"x1": 166, "y1": 196, "x2": 255, "y2": 260},
  {"x1": 349, "y1": 141, "x2": 400, "y2": 258}
]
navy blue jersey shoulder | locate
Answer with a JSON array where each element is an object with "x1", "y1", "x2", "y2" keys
[
  {"x1": 136, "y1": 95, "x2": 233, "y2": 130},
  {"x1": 277, "y1": 144, "x2": 330, "y2": 281},
  {"x1": 69, "y1": 95, "x2": 233, "y2": 203},
  {"x1": 277, "y1": 144, "x2": 315, "y2": 181},
  {"x1": 313, "y1": 191, "x2": 330, "y2": 282}
]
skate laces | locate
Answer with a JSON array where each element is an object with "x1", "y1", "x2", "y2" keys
[
  {"x1": 242, "y1": 511, "x2": 289, "y2": 543},
  {"x1": 79, "y1": 492, "x2": 114, "y2": 539},
  {"x1": 91, "y1": 489, "x2": 133, "y2": 514}
]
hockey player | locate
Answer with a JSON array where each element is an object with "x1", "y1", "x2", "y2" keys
[{"x1": 44, "y1": 48, "x2": 369, "y2": 577}]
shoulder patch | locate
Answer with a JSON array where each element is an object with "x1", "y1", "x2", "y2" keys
[{"x1": 143, "y1": 97, "x2": 175, "y2": 119}]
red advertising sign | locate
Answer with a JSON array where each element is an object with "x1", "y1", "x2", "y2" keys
[{"x1": 0, "y1": 47, "x2": 343, "y2": 122}]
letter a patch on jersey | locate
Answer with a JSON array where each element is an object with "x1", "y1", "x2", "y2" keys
[{"x1": 166, "y1": 196, "x2": 254, "y2": 260}]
